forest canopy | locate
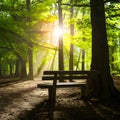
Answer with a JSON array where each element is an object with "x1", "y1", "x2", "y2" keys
[{"x1": 0, "y1": 0, "x2": 120, "y2": 79}]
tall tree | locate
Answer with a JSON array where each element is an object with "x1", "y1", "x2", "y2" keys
[
  {"x1": 89, "y1": 0, "x2": 120, "y2": 99},
  {"x1": 26, "y1": 0, "x2": 33, "y2": 80},
  {"x1": 58, "y1": 0, "x2": 64, "y2": 71},
  {"x1": 69, "y1": 0, "x2": 74, "y2": 72},
  {"x1": 81, "y1": 10, "x2": 86, "y2": 71}
]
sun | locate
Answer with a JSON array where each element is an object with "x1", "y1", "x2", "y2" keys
[
  {"x1": 53, "y1": 27, "x2": 62, "y2": 38},
  {"x1": 52, "y1": 27, "x2": 63, "y2": 45}
]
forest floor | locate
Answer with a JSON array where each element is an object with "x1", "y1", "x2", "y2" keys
[{"x1": 0, "y1": 76, "x2": 120, "y2": 120}]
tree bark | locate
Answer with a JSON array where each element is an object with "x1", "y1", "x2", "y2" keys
[
  {"x1": 28, "y1": 44, "x2": 33, "y2": 80},
  {"x1": 58, "y1": 0, "x2": 64, "y2": 82},
  {"x1": 26, "y1": 0, "x2": 34, "y2": 80},
  {"x1": 81, "y1": 50, "x2": 85, "y2": 71},
  {"x1": 20, "y1": 57, "x2": 27, "y2": 79},
  {"x1": 89, "y1": 0, "x2": 120, "y2": 100},
  {"x1": 15, "y1": 58, "x2": 21, "y2": 77},
  {"x1": 58, "y1": 0, "x2": 64, "y2": 72},
  {"x1": 69, "y1": 0, "x2": 74, "y2": 72},
  {"x1": 9, "y1": 62, "x2": 12, "y2": 77}
]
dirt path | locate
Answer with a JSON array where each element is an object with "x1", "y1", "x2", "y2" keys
[
  {"x1": 0, "y1": 79, "x2": 47, "y2": 120},
  {"x1": 0, "y1": 78, "x2": 120, "y2": 120}
]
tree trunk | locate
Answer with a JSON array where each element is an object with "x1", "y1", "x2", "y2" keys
[
  {"x1": 28, "y1": 44, "x2": 33, "y2": 80},
  {"x1": 81, "y1": 10, "x2": 86, "y2": 71},
  {"x1": 58, "y1": 0, "x2": 64, "y2": 71},
  {"x1": 69, "y1": 0, "x2": 74, "y2": 72},
  {"x1": 9, "y1": 62, "x2": 12, "y2": 77},
  {"x1": 81, "y1": 50, "x2": 85, "y2": 71},
  {"x1": 88, "y1": 0, "x2": 120, "y2": 100},
  {"x1": 26, "y1": 0, "x2": 34, "y2": 80},
  {"x1": 20, "y1": 58, "x2": 27, "y2": 79},
  {"x1": 15, "y1": 58, "x2": 21, "y2": 77}
]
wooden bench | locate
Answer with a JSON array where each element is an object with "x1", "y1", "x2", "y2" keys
[{"x1": 37, "y1": 70, "x2": 96, "y2": 103}]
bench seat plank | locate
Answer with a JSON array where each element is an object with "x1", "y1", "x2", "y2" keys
[
  {"x1": 43, "y1": 70, "x2": 94, "y2": 74},
  {"x1": 42, "y1": 76, "x2": 88, "y2": 80},
  {"x1": 37, "y1": 81, "x2": 86, "y2": 102},
  {"x1": 37, "y1": 82, "x2": 86, "y2": 88}
]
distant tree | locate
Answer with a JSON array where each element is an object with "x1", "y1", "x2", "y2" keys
[
  {"x1": 69, "y1": 0, "x2": 74, "y2": 72},
  {"x1": 58, "y1": 0, "x2": 64, "y2": 71},
  {"x1": 0, "y1": 0, "x2": 56, "y2": 78}
]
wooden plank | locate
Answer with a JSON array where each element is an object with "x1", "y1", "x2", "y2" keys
[
  {"x1": 42, "y1": 76, "x2": 55, "y2": 80},
  {"x1": 43, "y1": 70, "x2": 96, "y2": 75},
  {"x1": 37, "y1": 82, "x2": 86, "y2": 88},
  {"x1": 37, "y1": 83, "x2": 52, "y2": 88},
  {"x1": 56, "y1": 82, "x2": 86, "y2": 88},
  {"x1": 42, "y1": 75, "x2": 88, "y2": 80}
]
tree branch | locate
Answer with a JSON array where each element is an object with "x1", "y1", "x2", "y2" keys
[
  {"x1": 33, "y1": 41, "x2": 58, "y2": 51},
  {"x1": 61, "y1": 3, "x2": 90, "y2": 7}
]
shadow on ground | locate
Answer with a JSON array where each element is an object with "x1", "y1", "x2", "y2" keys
[
  {"x1": 18, "y1": 96, "x2": 120, "y2": 120},
  {"x1": 18, "y1": 100, "x2": 52, "y2": 120},
  {"x1": 0, "y1": 78, "x2": 120, "y2": 120}
]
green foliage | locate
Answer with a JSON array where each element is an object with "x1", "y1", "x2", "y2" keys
[
  {"x1": 0, "y1": 0, "x2": 120, "y2": 76},
  {"x1": 105, "y1": 2, "x2": 120, "y2": 74},
  {"x1": 0, "y1": 0, "x2": 56, "y2": 77},
  {"x1": 0, "y1": 51, "x2": 17, "y2": 76}
]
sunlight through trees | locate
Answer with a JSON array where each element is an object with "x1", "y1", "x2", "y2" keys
[{"x1": 0, "y1": 0, "x2": 120, "y2": 81}]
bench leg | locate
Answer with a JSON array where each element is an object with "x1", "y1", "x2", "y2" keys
[
  {"x1": 80, "y1": 86, "x2": 86, "y2": 99},
  {"x1": 48, "y1": 87, "x2": 52, "y2": 101},
  {"x1": 48, "y1": 86, "x2": 56, "y2": 119},
  {"x1": 48, "y1": 87, "x2": 56, "y2": 103},
  {"x1": 48, "y1": 87, "x2": 55, "y2": 120}
]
